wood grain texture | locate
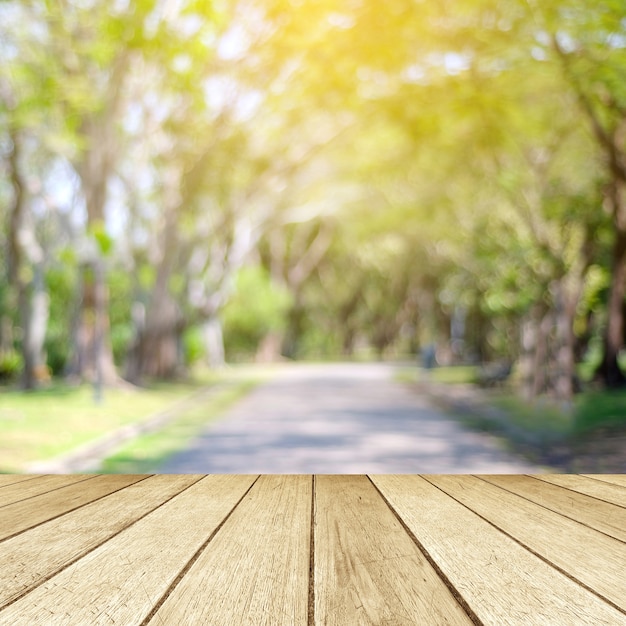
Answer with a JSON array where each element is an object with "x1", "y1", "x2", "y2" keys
[
  {"x1": 314, "y1": 475, "x2": 472, "y2": 625},
  {"x1": 0, "y1": 475, "x2": 257, "y2": 626},
  {"x1": 583, "y1": 474, "x2": 626, "y2": 488},
  {"x1": 0, "y1": 474, "x2": 146, "y2": 541},
  {"x1": 535, "y1": 474, "x2": 626, "y2": 507},
  {"x1": 372, "y1": 474, "x2": 626, "y2": 625},
  {"x1": 426, "y1": 474, "x2": 626, "y2": 612},
  {"x1": 0, "y1": 474, "x2": 203, "y2": 608},
  {"x1": 0, "y1": 474, "x2": 624, "y2": 625},
  {"x1": 479, "y1": 474, "x2": 626, "y2": 542},
  {"x1": 0, "y1": 475, "x2": 39, "y2": 488},
  {"x1": 147, "y1": 474, "x2": 312, "y2": 626},
  {"x1": 0, "y1": 474, "x2": 93, "y2": 508}
]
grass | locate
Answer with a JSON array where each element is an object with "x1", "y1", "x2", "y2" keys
[
  {"x1": 478, "y1": 383, "x2": 626, "y2": 439},
  {"x1": 395, "y1": 365, "x2": 478, "y2": 385},
  {"x1": 397, "y1": 362, "x2": 626, "y2": 468},
  {"x1": 571, "y1": 390, "x2": 626, "y2": 435},
  {"x1": 0, "y1": 367, "x2": 253, "y2": 472},
  {"x1": 99, "y1": 379, "x2": 260, "y2": 473}
]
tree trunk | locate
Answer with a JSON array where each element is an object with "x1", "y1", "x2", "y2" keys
[
  {"x1": 67, "y1": 262, "x2": 118, "y2": 385},
  {"x1": 6, "y1": 127, "x2": 49, "y2": 389},
  {"x1": 203, "y1": 315, "x2": 225, "y2": 369},
  {"x1": 19, "y1": 264, "x2": 50, "y2": 389},
  {"x1": 125, "y1": 294, "x2": 183, "y2": 382},
  {"x1": 520, "y1": 307, "x2": 539, "y2": 401},
  {"x1": 255, "y1": 331, "x2": 284, "y2": 362},
  {"x1": 282, "y1": 301, "x2": 305, "y2": 360},
  {"x1": 68, "y1": 51, "x2": 130, "y2": 385},
  {"x1": 125, "y1": 191, "x2": 185, "y2": 383},
  {"x1": 595, "y1": 227, "x2": 626, "y2": 387},
  {"x1": 552, "y1": 280, "x2": 577, "y2": 405}
]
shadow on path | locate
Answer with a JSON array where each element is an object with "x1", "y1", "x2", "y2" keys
[{"x1": 158, "y1": 363, "x2": 544, "y2": 473}]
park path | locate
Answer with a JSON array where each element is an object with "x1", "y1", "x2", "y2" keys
[{"x1": 158, "y1": 362, "x2": 544, "y2": 474}]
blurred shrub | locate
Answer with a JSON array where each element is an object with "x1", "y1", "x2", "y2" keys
[
  {"x1": 182, "y1": 325, "x2": 206, "y2": 366},
  {"x1": 0, "y1": 350, "x2": 22, "y2": 381},
  {"x1": 45, "y1": 266, "x2": 75, "y2": 375},
  {"x1": 222, "y1": 266, "x2": 292, "y2": 359}
]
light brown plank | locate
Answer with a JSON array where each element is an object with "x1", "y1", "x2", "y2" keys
[
  {"x1": 426, "y1": 475, "x2": 626, "y2": 612},
  {"x1": 313, "y1": 475, "x2": 472, "y2": 626},
  {"x1": 583, "y1": 474, "x2": 626, "y2": 488},
  {"x1": 0, "y1": 475, "x2": 39, "y2": 488},
  {"x1": 480, "y1": 475, "x2": 626, "y2": 542},
  {"x1": 147, "y1": 474, "x2": 312, "y2": 626},
  {"x1": 0, "y1": 475, "x2": 257, "y2": 626},
  {"x1": 535, "y1": 474, "x2": 626, "y2": 507},
  {"x1": 0, "y1": 474, "x2": 203, "y2": 609},
  {"x1": 0, "y1": 474, "x2": 93, "y2": 508},
  {"x1": 0, "y1": 474, "x2": 146, "y2": 541},
  {"x1": 373, "y1": 475, "x2": 626, "y2": 625}
]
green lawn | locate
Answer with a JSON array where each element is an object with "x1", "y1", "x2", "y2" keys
[
  {"x1": 100, "y1": 380, "x2": 259, "y2": 473},
  {"x1": 0, "y1": 368, "x2": 251, "y2": 472},
  {"x1": 397, "y1": 363, "x2": 626, "y2": 441},
  {"x1": 395, "y1": 365, "x2": 478, "y2": 385}
]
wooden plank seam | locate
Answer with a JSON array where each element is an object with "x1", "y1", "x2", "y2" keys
[
  {"x1": 0, "y1": 475, "x2": 152, "y2": 545},
  {"x1": 0, "y1": 475, "x2": 206, "y2": 613},
  {"x1": 426, "y1": 475, "x2": 626, "y2": 618},
  {"x1": 480, "y1": 475, "x2": 626, "y2": 542},
  {"x1": 532, "y1": 475, "x2": 626, "y2": 509},
  {"x1": 0, "y1": 475, "x2": 97, "y2": 511},
  {"x1": 138, "y1": 475, "x2": 261, "y2": 626},
  {"x1": 366, "y1": 475, "x2": 484, "y2": 626},
  {"x1": 308, "y1": 475, "x2": 315, "y2": 626}
]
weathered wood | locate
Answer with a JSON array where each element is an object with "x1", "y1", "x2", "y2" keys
[
  {"x1": 481, "y1": 474, "x2": 626, "y2": 542},
  {"x1": 0, "y1": 474, "x2": 623, "y2": 625},
  {"x1": 147, "y1": 474, "x2": 312, "y2": 626},
  {"x1": 373, "y1": 474, "x2": 626, "y2": 625},
  {"x1": 0, "y1": 475, "x2": 257, "y2": 625},
  {"x1": 0, "y1": 474, "x2": 93, "y2": 508},
  {"x1": 0, "y1": 474, "x2": 203, "y2": 608},
  {"x1": 426, "y1": 474, "x2": 626, "y2": 611},
  {"x1": 0, "y1": 474, "x2": 145, "y2": 541},
  {"x1": 535, "y1": 474, "x2": 626, "y2": 507},
  {"x1": 583, "y1": 474, "x2": 626, "y2": 488},
  {"x1": 314, "y1": 475, "x2": 473, "y2": 625},
  {"x1": 0, "y1": 475, "x2": 39, "y2": 488}
]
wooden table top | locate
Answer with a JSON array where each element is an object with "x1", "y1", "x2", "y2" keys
[{"x1": 0, "y1": 474, "x2": 624, "y2": 625}]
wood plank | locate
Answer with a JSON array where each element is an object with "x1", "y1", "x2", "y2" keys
[
  {"x1": 426, "y1": 475, "x2": 626, "y2": 612},
  {"x1": 0, "y1": 475, "x2": 39, "y2": 488},
  {"x1": 0, "y1": 474, "x2": 93, "y2": 508},
  {"x1": 583, "y1": 474, "x2": 626, "y2": 488},
  {"x1": 313, "y1": 475, "x2": 472, "y2": 626},
  {"x1": 372, "y1": 475, "x2": 626, "y2": 625},
  {"x1": 0, "y1": 474, "x2": 146, "y2": 541},
  {"x1": 146, "y1": 474, "x2": 313, "y2": 626},
  {"x1": 0, "y1": 474, "x2": 203, "y2": 609},
  {"x1": 535, "y1": 474, "x2": 626, "y2": 507},
  {"x1": 0, "y1": 475, "x2": 257, "y2": 626},
  {"x1": 480, "y1": 475, "x2": 626, "y2": 542}
]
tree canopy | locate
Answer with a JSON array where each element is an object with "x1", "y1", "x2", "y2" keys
[{"x1": 1, "y1": 0, "x2": 626, "y2": 403}]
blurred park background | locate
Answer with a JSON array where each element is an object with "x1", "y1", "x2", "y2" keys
[{"x1": 1, "y1": 0, "x2": 626, "y2": 472}]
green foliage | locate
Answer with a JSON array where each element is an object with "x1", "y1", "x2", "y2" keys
[
  {"x1": 108, "y1": 269, "x2": 134, "y2": 365},
  {"x1": 222, "y1": 266, "x2": 293, "y2": 358},
  {"x1": 0, "y1": 350, "x2": 22, "y2": 381},
  {"x1": 573, "y1": 390, "x2": 626, "y2": 434},
  {"x1": 1, "y1": 0, "x2": 625, "y2": 400},
  {"x1": 182, "y1": 325, "x2": 206, "y2": 366},
  {"x1": 44, "y1": 266, "x2": 76, "y2": 375}
]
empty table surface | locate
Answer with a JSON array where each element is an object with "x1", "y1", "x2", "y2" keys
[{"x1": 0, "y1": 473, "x2": 624, "y2": 625}]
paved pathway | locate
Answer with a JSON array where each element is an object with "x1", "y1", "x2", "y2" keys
[{"x1": 158, "y1": 362, "x2": 544, "y2": 473}]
